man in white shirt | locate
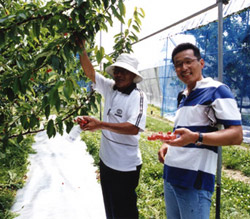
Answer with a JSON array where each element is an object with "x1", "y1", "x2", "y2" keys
[{"x1": 78, "y1": 41, "x2": 147, "y2": 219}]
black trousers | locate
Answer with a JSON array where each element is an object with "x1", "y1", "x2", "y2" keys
[{"x1": 99, "y1": 160, "x2": 142, "y2": 219}]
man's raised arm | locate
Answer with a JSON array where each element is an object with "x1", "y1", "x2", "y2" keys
[{"x1": 78, "y1": 41, "x2": 96, "y2": 83}]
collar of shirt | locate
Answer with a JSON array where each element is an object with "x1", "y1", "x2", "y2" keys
[{"x1": 113, "y1": 83, "x2": 137, "y2": 95}]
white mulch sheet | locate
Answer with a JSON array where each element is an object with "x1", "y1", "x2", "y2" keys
[{"x1": 11, "y1": 131, "x2": 106, "y2": 219}]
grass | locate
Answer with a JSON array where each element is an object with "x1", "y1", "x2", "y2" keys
[
  {"x1": 222, "y1": 146, "x2": 250, "y2": 177},
  {"x1": 82, "y1": 104, "x2": 250, "y2": 219},
  {"x1": 0, "y1": 136, "x2": 35, "y2": 219},
  {"x1": 1, "y1": 104, "x2": 249, "y2": 218}
]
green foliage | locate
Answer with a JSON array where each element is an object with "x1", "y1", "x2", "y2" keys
[
  {"x1": 81, "y1": 130, "x2": 101, "y2": 166},
  {"x1": 137, "y1": 133, "x2": 166, "y2": 218},
  {"x1": 222, "y1": 146, "x2": 250, "y2": 177},
  {"x1": 146, "y1": 116, "x2": 173, "y2": 133},
  {"x1": 0, "y1": 0, "x2": 144, "y2": 149},
  {"x1": 210, "y1": 176, "x2": 250, "y2": 218},
  {"x1": 0, "y1": 136, "x2": 35, "y2": 219},
  {"x1": 0, "y1": 1, "x2": 144, "y2": 217},
  {"x1": 111, "y1": 7, "x2": 145, "y2": 60}
]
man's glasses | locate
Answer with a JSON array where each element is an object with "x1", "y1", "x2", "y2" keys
[
  {"x1": 113, "y1": 67, "x2": 129, "y2": 75},
  {"x1": 174, "y1": 58, "x2": 199, "y2": 69}
]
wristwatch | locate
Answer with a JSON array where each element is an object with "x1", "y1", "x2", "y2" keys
[{"x1": 195, "y1": 132, "x2": 203, "y2": 146}]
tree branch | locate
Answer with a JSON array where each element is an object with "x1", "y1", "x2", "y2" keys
[{"x1": 9, "y1": 89, "x2": 96, "y2": 139}]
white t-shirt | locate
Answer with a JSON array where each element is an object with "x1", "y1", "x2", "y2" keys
[{"x1": 93, "y1": 72, "x2": 147, "y2": 171}]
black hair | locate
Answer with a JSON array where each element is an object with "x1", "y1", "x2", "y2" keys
[{"x1": 171, "y1": 43, "x2": 201, "y2": 63}]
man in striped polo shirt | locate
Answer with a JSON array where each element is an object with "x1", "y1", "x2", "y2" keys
[
  {"x1": 78, "y1": 41, "x2": 147, "y2": 219},
  {"x1": 158, "y1": 43, "x2": 243, "y2": 219}
]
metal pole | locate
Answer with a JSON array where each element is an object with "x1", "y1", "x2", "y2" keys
[
  {"x1": 99, "y1": 31, "x2": 102, "y2": 121},
  {"x1": 216, "y1": 0, "x2": 225, "y2": 218},
  {"x1": 136, "y1": 3, "x2": 217, "y2": 44}
]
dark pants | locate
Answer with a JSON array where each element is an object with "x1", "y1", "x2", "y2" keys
[{"x1": 99, "y1": 160, "x2": 142, "y2": 219}]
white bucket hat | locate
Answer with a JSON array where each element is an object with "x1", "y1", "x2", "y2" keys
[{"x1": 105, "y1": 53, "x2": 143, "y2": 83}]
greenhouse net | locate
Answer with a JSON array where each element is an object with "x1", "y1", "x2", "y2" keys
[{"x1": 138, "y1": 7, "x2": 250, "y2": 142}]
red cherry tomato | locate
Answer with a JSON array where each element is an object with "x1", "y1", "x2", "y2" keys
[
  {"x1": 156, "y1": 133, "x2": 162, "y2": 139},
  {"x1": 147, "y1": 131, "x2": 176, "y2": 141},
  {"x1": 170, "y1": 134, "x2": 176, "y2": 140},
  {"x1": 163, "y1": 135, "x2": 170, "y2": 140},
  {"x1": 147, "y1": 136, "x2": 153, "y2": 141},
  {"x1": 151, "y1": 134, "x2": 157, "y2": 140},
  {"x1": 75, "y1": 117, "x2": 88, "y2": 126}
]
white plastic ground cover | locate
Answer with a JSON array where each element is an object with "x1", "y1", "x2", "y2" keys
[{"x1": 11, "y1": 130, "x2": 106, "y2": 219}]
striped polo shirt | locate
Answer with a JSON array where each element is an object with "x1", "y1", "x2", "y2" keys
[
  {"x1": 93, "y1": 72, "x2": 147, "y2": 171},
  {"x1": 163, "y1": 77, "x2": 242, "y2": 191}
]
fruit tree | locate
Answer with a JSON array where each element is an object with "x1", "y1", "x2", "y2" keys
[{"x1": 0, "y1": 0, "x2": 145, "y2": 150}]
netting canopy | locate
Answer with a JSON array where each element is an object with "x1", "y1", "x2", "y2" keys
[{"x1": 136, "y1": 2, "x2": 250, "y2": 141}]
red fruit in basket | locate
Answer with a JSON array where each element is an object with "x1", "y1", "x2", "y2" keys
[{"x1": 167, "y1": 131, "x2": 172, "y2": 135}]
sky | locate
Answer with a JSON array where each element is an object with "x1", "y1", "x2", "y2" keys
[
  {"x1": 126, "y1": 0, "x2": 217, "y2": 38},
  {"x1": 95, "y1": 0, "x2": 249, "y2": 70},
  {"x1": 98, "y1": 0, "x2": 217, "y2": 53},
  {"x1": 97, "y1": 0, "x2": 218, "y2": 69}
]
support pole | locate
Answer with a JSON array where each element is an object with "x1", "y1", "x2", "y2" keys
[
  {"x1": 216, "y1": 0, "x2": 225, "y2": 218},
  {"x1": 99, "y1": 31, "x2": 102, "y2": 121}
]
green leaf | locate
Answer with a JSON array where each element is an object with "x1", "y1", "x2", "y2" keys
[
  {"x1": 17, "y1": 133, "x2": 24, "y2": 143},
  {"x1": 51, "y1": 55, "x2": 60, "y2": 72},
  {"x1": 21, "y1": 71, "x2": 32, "y2": 84},
  {"x1": 65, "y1": 120, "x2": 74, "y2": 134},
  {"x1": 20, "y1": 115, "x2": 29, "y2": 130},
  {"x1": 35, "y1": 56, "x2": 46, "y2": 69},
  {"x1": 63, "y1": 42, "x2": 73, "y2": 61},
  {"x1": 29, "y1": 114, "x2": 38, "y2": 129},
  {"x1": 0, "y1": 31, "x2": 5, "y2": 47},
  {"x1": 5, "y1": 88, "x2": 15, "y2": 101},
  {"x1": 45, "y1": 105, "x2": 50, "y2": 119},
  {"x1": 17, "y1": 12, "x2": 27, "y2": 20},
  {"x1": 96, "y1": 47, "x2": 105, "y2": 64},
  {"x1": 63, "y1": 78, "x2": 73, "y2": 99},
  {"x1": 139, "y1": 8, "x2": 146, "y2": 18},
  {"x1": 49, "y1": 86, "x2": 61, "y2": 112},
  {"x1": 127, "y1": 18, "x2": 132, "y2": 28},
  {"x1": 56, "y1": 117, "x2": 63, "y2": 135},
  {"x1": 42, "y1": 96, "x2": 49, "y2": 109},
  {"x1": 103, "y1": 0, "x2": 109, "y2": 9},
  {"x1": 118, "y1": 0, "x2": 126, "y2": 16},
  {"x1": 132, "y1": 24, "x2": 140, "y2": 32},
  {"x1": 111, "y1": 5, "x2": 125, "y2": 24},
  {"x1": 32, "y1": 21, "x2": 40, "y2": 39},
  {"x1": 0, "y1": 15, "x2": 16, "y2": 24},
  {"x1": 55, "y1": 96, "x2": 61, "y2": 112},
  {"x1": 47, "y1": 119, "x2": 56, "y2": 138},
  {"x1": 76, "y1": 0, "x2": 84, "y2": 6}
]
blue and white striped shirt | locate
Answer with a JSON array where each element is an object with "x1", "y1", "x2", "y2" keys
[{"x1": 163, "y1": 77, "x2": 242, "y2": 192}]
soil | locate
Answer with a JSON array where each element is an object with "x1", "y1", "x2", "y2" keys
[{"x1": 222, "y1": 167, "x2": 250, "y2": 185}]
